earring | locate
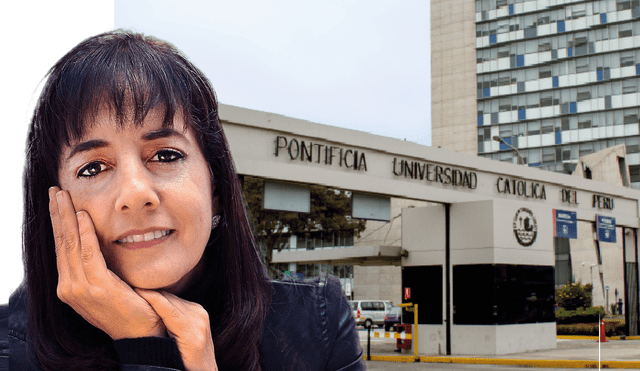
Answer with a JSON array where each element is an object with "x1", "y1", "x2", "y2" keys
[{"x1": 211, "y1": 215, "x2": 221, "y2": 230}]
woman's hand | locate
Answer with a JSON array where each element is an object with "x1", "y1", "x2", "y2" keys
[
  {"x1": 49, "y1": 187, "x2": 166, "y2": 340},
  {"x1": 136, "y1": 289, "x2": 218, "y2": 371}
]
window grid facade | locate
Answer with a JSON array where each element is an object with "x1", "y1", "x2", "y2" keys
[{"x1": 475, "y1": 0, "x2": 640, "y2": 188}]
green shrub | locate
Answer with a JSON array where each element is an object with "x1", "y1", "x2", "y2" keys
[
  {"x1": 557, "y1": 322, "x2": 626, "y2": 336},
  {"x1": 555, "y1": 282, "x2": 593, "y2": 310},
  {"x1": 556, "y1": 306, "x2": 605, "y2": 324}
]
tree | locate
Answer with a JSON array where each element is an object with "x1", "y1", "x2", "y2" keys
[
  {"x1": 555, "y1": 282, "x2": 593, "y2": 310},
  {"x1": 242, "y1": 176, "x2": 366, "y2": 277}
]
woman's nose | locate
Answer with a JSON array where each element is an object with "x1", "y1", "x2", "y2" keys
[{"x1": 114, "y1": 161, "x2": 160, "y2": 212}]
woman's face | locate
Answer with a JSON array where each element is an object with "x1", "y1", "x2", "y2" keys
[{"x1": 57, "y1": 107, "x2": 215, "y2": 294}]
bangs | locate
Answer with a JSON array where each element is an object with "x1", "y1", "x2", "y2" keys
[{"x1": 49, "y1": 32, "x2": 196, "y2": 144}]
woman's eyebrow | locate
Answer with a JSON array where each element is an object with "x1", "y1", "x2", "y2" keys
[
  {"x1": 67, "y1": 139, "x2": 109, "y2": 160},
  {"x1": 142, "y1": 128, "x2": 187, "y2": 141}
]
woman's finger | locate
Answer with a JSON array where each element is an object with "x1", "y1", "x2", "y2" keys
[
  {"x1": 136, "y1": 289, "x2": 216, "y2": 371},
  {"x1": 135, "y1": 289, "x2": 186, "y2": 327},
  {"x1": 76, "y1": 210, "x2": 110, "y2": 281},
  {"x1": 49, "y1": 186, "x2": 69, "y2": 279},
  {"x1": 54, "y1": 190, "x2": 83, "y2": 281}
]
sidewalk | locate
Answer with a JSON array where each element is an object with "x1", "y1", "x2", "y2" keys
[{"x1": 363, "y1": 336, "x2": 640, "y2": 368}]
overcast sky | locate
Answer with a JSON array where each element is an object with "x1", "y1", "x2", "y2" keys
[
  {"x1": 115, "y1": 0, "x2": 432, "y2": 146},
  {"x1": 1, "y1": 0, "x2": 430, "y2": 302}
]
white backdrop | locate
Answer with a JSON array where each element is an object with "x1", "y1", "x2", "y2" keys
[{"x1": 0, "y1": 1, "x2": 114, "y2": 304}]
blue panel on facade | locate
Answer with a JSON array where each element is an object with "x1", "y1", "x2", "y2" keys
[
  {"x1": 478, "y1": 115, "x2": 483, "y2": 126},
  {"x1": 568, "y1": 47, "x2": 573, "y2": 57},
  {"x1": 484, "y1": 88, "x2": 490, "y2": 98},
  {"x1": 500, "y1": 137, "x2": 512, "y2": 151},
  {"x1": 555, "y1": 131, "x2": 561, "y2": 144},
  {"x1": 490, "y1": 34, "x2": 497, "y2": 44},
  {"x1": 529, "y1": 162, "x2": 541, "y2": 167},
  {"x1": 597, "y1": 70, "x2": 604, "y2": 81},
  {"x1": 517, "y1": 55, "x2": 524, "y2": 67},
  {"x1": 509, "y1": 4, "x2": 514, "y2": 14},
  {"x1": 554, "y1": 210, "x2": 577, "y2": 239},
  {"x1": 596, "y1": 215, "x2": 616, "y2": 243},
  {"x1": 518, "y1": 109, "x2": 526, "y2": 120},
  {"x1": 557, "y1": 20, "x2": 565, "y2": 32},
  {"x1": 636, "y1": 64, "x2": 640, "y2": 75},
  {"x1": 601, "y1": 13, "x2": 607, "y2": 24},
  {"x1": 570, "y1": 102, "x2": 577, "y2": 113},
  {"x1": 553, "y1": 76, "x2": 559, "y2": 87}
]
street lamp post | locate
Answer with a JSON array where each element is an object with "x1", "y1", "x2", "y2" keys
[
  {"x1": 492, "y1": 136, "x2": 525, "y2": 165},
  {"x1": 582, "y1": 262, "x2": 596, "y2": 286}
]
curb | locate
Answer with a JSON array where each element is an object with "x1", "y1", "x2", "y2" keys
[
  {"x1": 364, "y1": 355, "x2": 640, "y2": 368},
  {"x1": 557, "y1": 335, "x2": 640, "y2": 340}
]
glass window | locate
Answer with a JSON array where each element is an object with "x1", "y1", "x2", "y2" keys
[
  {"x1": 500, "y1": 97, "x2": 512, "y2": 111},
  {"x1": 572, "y1": 3, "x2": 586, "y2": 18},
  {"x1": 542, "y1": 147, "x2": 556, "y2": 164},
  {"x1": 576, "y1": 58, "x2": 589, "y2": 73},
  {"x1": 558, "y1": 35, "x2": 567, "y2": 49},
  {"x1": 610, "y1": 24, "x2": 618, "y2": 39},
  {"x1": 570, "y1": 116, "x2": 578, "y2": 130},
  {"x1": 498, "y1": 46, "x2": 510, "y2": 58},
  {"x1": 498, "y1": 72, "x2": 511, "y2": 86},
  {"x1": 579, "y1": 143, "x2": 593, "y2": 157},
  {"x1": 528, "y1": 121, "x2": 541, "y2": 135},
  {"x1": 541, "y1": 119, "x2": 554, "y2": 133},
  {"x1": 614, "y1": 110, "x2": 623, "y2": 125},
  {"x1": 578, "y1": 114, "x2": 592, "y2": 128},
  {"x1": 498, "y1": 20, "x2": 510, "y2": 34},
  {"x1": 539, "y1": 66, "x2": 552, "y2": 79},
  {"x1": 577, "y1": 87, "x2": 591, "y2": 101},
  {"x1": 623, "y1": 79, "x2": 637, "y2": 94},
  {"x1": 525, "y1": 14, "x2": 536, "y2": 29},
  {"x1": 538, "y1": 38, "x2": 551, "y2": 52},
  {"x1": 540, "y1": 92, "x2": 553, "y2": 107},
  {"x1": 624, "y1": 108, "x2": 638, "y2": 123},
  {"x1": 526, "y1": 68, "x2": 538, "y2": 81},
  {"x1": 526, "y1": 93, "x2": 539, "y2": 108},
  {"x1": 619, "y1": 23, "x2": 633, "y2": 38},
  {"x1": 525, "y1": 40, "x2": 537, "y2": 54},
  {"x1": 612, "y1": 81, "x2": 622, "y2": 95},
  {"x1": 529, "y1": 148, "x2": 541, "y2": 164},
  {"x1": 621, "y1": 51, "x2": 634, "y2": 67},
  {"x1": 617, "y1": 0, "x2": 631, "y2": 11}
]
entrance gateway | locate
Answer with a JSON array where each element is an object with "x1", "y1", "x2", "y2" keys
[{"x1": 219, "y1": 104, "x2": 640, "y2": 356}]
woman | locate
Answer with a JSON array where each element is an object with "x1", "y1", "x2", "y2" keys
[{"x1": 3, "y1": 30, "x2": 363, "y2": 370}]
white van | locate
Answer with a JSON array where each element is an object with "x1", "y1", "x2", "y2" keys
[{"x1": 348, "y1": 300, "x2": 394, "y2": 328}]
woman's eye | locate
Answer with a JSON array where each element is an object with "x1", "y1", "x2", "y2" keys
[
  {"x1": 152, "y1": 149, "x2": 184, "y2": 163},
  {"x1": 78, "y1": 162, "x2": 107, "y2": 178}
]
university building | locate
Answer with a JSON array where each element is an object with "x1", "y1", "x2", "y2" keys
[{"x1": 433, "y1": 0, "x2": 640, "y2": 183}]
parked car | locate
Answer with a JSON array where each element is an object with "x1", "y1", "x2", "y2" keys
[
  {"x1": 348, "y1": 300, "x2": 394, "y2": 328},
  {"x1": 384, "y1": 306, "x2": 402, "y2": 331}
]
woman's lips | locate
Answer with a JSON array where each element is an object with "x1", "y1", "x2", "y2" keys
[{"x1": 116, "y1": 230, "x2": 174, "y2": 250}]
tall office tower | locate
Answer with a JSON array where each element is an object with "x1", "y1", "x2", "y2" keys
[{"x1": 432, "y1": 0, "x2": 640, "y2": 189}]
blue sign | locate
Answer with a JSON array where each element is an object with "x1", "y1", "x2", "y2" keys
[
  {"x1": 554, "y1": 209, "x2": 577, "y2": 239},
  {"x1": 596, "y1": 215, "x2": 616, "y2": 243}
]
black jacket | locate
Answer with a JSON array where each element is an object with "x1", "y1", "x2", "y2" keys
[{"x1": 0, "y1": 275, "x2": 364, "y2": 370}]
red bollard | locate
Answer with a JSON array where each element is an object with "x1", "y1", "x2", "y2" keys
[{"x1": 597, "y1": 320, "x2": 608, "y2": 343}]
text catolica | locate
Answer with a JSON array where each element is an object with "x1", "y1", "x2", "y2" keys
[{"x1": 496, "y1": 177, "x2": 547, "y2": 199}]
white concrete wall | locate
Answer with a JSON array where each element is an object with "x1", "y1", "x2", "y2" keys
[
  {"x1": 450, "y1": 199, "x2": 555, "y2": 266},
  {"x1": 416, "y1": 324, "x2": 447, "y2": 355},
  {"x1": 451, "y1": 323, "x2": 556, "y2": 355}
]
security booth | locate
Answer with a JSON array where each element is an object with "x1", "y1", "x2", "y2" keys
[{"x1": 218, "y1": 103, "x2": 640, "y2": 356}]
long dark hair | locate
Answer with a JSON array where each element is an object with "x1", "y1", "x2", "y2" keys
[{"x1": 23, "y1": 30, "x2": 271, "y2": 370}]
